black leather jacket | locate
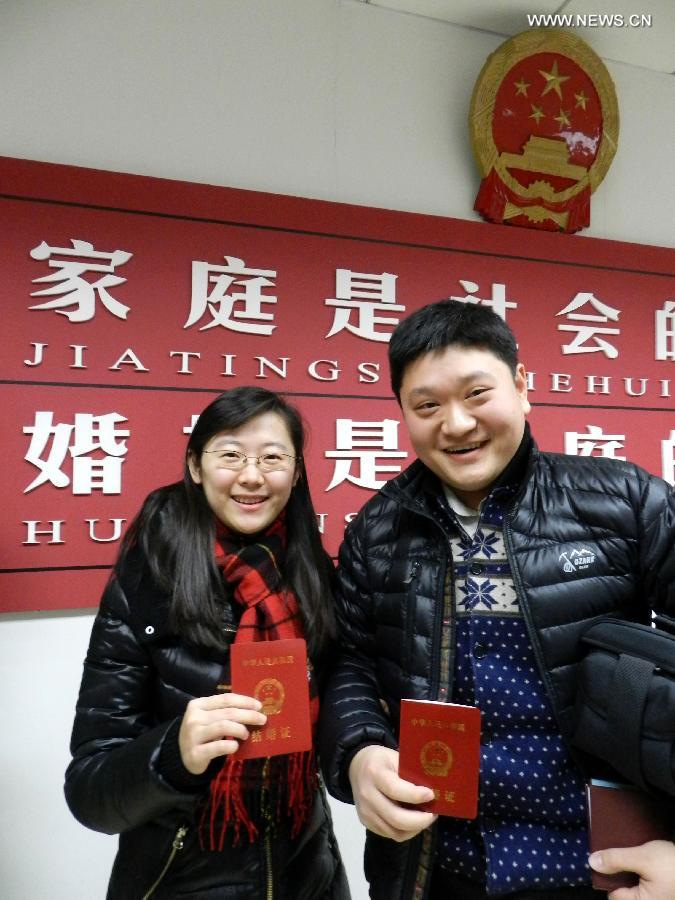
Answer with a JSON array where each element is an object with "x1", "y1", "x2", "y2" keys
[
  {"x1": 65, "y1": 547, "x2": 350, "y2": 900},
  {"x1": 319, "y1": 442, "x2": 675, "y2": 900}
]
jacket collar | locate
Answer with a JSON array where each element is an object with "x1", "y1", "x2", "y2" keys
[{"x1": 490, "y1": 421, "x2": 534, "y2": 496}]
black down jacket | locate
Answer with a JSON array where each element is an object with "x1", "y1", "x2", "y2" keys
[
  {"x1": 65, "y1": 547, "x2": 350, "y2": 900},
  {"x1": 319, "y1": 444, "x2": 675, "y2": 900}
]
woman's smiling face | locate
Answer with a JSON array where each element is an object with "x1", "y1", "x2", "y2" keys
[{"x1": 188, "y1": 411, "x2": 298, "y2": 534}]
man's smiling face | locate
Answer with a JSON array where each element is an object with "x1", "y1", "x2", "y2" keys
[{"x1": 400, "y1": 344, "x2": 530, "y2": 508}]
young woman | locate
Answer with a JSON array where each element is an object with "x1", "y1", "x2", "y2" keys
[{"x1": 65, "y1": 387, "x2": 350, "y2": 900}]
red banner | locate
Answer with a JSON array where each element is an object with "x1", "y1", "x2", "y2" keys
[{"x1": 2, "y1": 157, "x2": 673, "y2": 611}]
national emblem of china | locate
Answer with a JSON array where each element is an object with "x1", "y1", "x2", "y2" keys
[
  {"x1": 254, "y1": 677, "x2": 285, "y2": 715},
  {"x1": 469, "y1": 30, "x2": 619, "y2": 233},
  {"x1": 421, "y1": 740, "x2": 453, "y2": 777}
]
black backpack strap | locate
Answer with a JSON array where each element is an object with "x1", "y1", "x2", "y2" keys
[{"x1": 605, "y1": 652, "x2": 653, "y2": 789}]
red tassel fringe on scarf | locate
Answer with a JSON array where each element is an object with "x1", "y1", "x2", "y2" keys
[{"x1": 198, "y1": 513, "x2": 320, "y2": 850}]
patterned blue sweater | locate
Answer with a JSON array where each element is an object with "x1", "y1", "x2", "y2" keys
[{"x1": 433, "y1": 468, "x2": 591, "y2": 896}]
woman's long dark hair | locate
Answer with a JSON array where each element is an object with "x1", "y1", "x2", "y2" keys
[{"x1": 118, "y1": 387, "x2": 335, "y2": 660}]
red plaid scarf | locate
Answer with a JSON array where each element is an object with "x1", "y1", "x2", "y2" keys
[{"x1": 199, "y1": 513, "x2": 319, "y2": 849}]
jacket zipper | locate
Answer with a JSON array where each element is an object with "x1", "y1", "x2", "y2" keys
[
  {"x1": 403, "y1": 559, "x2": 421, "y2": 584},
  {"x1": 503, "y1": 521, "x2": 551, "y2": 696},
  {"x1": 434, "y1": 561, "x2": 455, "y2": 703},
  {"x1": 403, "y1": 560, "x2": 421, "y2": 671},
  {"x1": 141, "y1": 824, "x2": 188, "y2": 900},
  {"x1": 261, "y1": 759, "x2": 274, "y2": 900},
  {"x1": 264, "y1": 826, "x2": 274, "y2": 900},
  {"x1": 395, "y1": 507, "x2": 451, "y2": 899}
]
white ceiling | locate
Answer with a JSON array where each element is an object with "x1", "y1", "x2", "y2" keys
[{"x1": 362, "y1": 0, "x2": 675, "y2": 73}]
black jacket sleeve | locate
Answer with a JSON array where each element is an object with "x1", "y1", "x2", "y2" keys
[
  {"x1": 64, "y1": 572, "x2": 199, "y2": 834},
  {"x1": 318, "y1": 511, "x2": 398, "y2": 804}
]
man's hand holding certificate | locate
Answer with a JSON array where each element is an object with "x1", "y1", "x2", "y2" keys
[{"x1": 398, "y1": 699, "x2": 481, "y2": 818}]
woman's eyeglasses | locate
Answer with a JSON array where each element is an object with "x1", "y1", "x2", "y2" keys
[{"x1": 202, "y1": 449, "x2": 297, "y2": 472}]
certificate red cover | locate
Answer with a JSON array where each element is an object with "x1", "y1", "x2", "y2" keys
[
  {"x1": 587, "y1": 779, "x2": 672, "y2": 891},
  {"x1": 398, "y1": 699, "x2": 481, "y2": 818},
  {"x1": 230, "y1": 637, "x2": 312, "y2": 760}
]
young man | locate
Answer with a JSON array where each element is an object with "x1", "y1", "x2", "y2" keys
[{"x1": 320, "y1": 300, "x2": 675, "y2": 899}]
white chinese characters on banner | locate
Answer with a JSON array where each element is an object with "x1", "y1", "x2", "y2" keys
[
  {"x1": 448, "y1": 280, "x2": 518, "y2": 321},
  {"x1": 655, "y1": 301, "x2": 675, "y2": 361},
  {"x1": 325, "y1": 418, "x2": 408, "y2": 491},
  {"x1": 187, "y1": 256, "x2": 277, "y2": 334},
  {"x1": 556, "y1": 292, "x2": 621, "y2": 358},
  {"x1": 661, "y1": 431, "x2": 675, "y2": 486},
  {"x1": 183, "y1": 415, "x2": 200, "y2": 435},
  {"x1": 23, "y1": 411, "x2": 130, "y2": 495},
  {"x1": 325, "y1": 270, "x2": 405, "y2": 342},
  {"x1": 564, "y1": 424, "x2": 626, "y2": 460},
  {"x1": 29, "y1": 239, "x2": 132, "y2": 323}
]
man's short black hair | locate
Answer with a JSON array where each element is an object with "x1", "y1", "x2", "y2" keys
[{"x1": 389, "y1": 299, "x2": 519, "y2": 401}]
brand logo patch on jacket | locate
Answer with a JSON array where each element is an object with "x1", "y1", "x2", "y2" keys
[{"x1": 559, "y1": 547, "x2": 596, "y2": 574}]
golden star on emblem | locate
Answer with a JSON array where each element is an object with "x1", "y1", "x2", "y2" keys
[
  {"x1": 554, "y1": 109, "x2": 571, "y2": 127},
  {"x1": 575, "y1": 90, "x2": 589, "y2": 110},
  {"x1": 539, "y1": 60, "x2": 570, "y2": 99},
  {"x1": 514, "y1": 78, "x2": 530, "y2": 97},
  {"x1": 529, "y1": 104, "x2": 545, "y2": 124}
]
